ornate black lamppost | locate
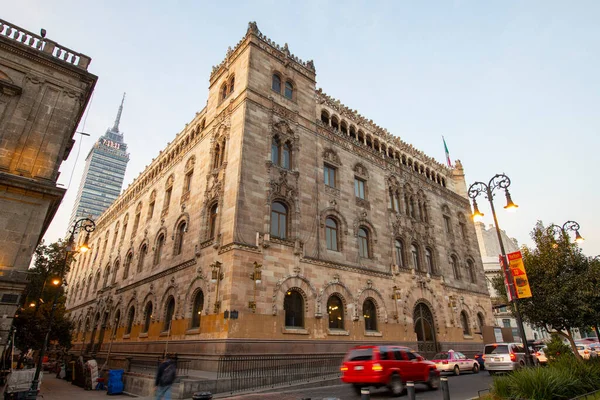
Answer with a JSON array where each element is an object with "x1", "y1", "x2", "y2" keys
[
  {"x1": 468, "y1": 174, "x2": 533, "y2": 366},
  {"x1": 547, "y1": 221, "x2": 584, "y2": 244},
  {"x1": 26, "y1": 218, "x2": 95, "y2": 399}
]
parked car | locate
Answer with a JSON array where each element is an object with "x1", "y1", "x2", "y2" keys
[
  {"x1": 431, "y1": 350, "x2": 480, "y2": 375},
  {"x1": 483, "y1": 343, "x2": 527, "y2": 374},
  {"x1": 534, "y1": 347, "x2": 548, "y2": 365},
  {"x1": 576, "y1": 345, "x2": 598, "y2": 360},
  {"x1": 340, "y1": 345, "x2": 440, "y2": 396},
  {"x1": 473, "y1": 353, "x2": 485, "y2": 370}
]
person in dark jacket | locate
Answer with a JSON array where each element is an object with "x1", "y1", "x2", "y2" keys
[{"x1": 155, "y1": 356, "x2": 176, "y2": 400}]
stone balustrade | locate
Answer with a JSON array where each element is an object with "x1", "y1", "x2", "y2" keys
[{"x1": 0, "y1": 19, "x2": 91, "y2": 70}]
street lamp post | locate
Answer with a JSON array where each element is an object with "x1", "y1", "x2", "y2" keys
[
  {"x1": 26, "y1": 218, "x2": 95, "y2": 399},
  {"x1": 547, "y1": 221, "x2": 585, "y2": 245},
  {"x1": 468, "y1": 174, "x2": 534, "y2": 366}
]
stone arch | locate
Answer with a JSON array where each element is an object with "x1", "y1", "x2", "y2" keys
[
  {"x1": 402, "y1": 289, "x2": 447, "y2": 331},
  {"x1": 352, "y1": 217, "x2": 378, "y2": 242},
  {"x1": 171, "y1": 212, "x2": 190, "y2": 239},
  {"x1": 184, "y1": 275, "x2": 210, "y2": 318},
  {"x1": 318, "y1": 279, "x2": 354, "y2": 318},
  {"x1": 412, "y1": 300, "x2": 439, "y2": 355},
  {"x1": 272, "y1": 274, "x2": 317, "y2": 316},
  {"x1": 185, "y1": 155, "x2": 196, "y2": 171},
  {"x1": 353, "y1": 162, "x2": 369, "y2": 179},
  {"x1": 140, "y1": 290, "x2": 158, "y2": 324},
  {"x1": 355, "y1": 285, "x2": 388, "y2": 323},
  {"x1": 322, "y1": 148, "x2": 341, "y2": 166},
  {"x1": 159, "y1": 282, "x2": 179, "y2": 320}
]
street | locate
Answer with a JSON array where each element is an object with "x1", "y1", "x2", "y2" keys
[{"x1": 224, "y1": 371, "x2": 493, "y2": 399}]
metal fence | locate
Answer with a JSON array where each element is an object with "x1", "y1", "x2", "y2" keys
[
  {"x1": 571, "y1": 389, "x2": 600, "y2": 400},
  {"x1": 127, "y1": 355, "x2": 190, "y2": 377},
  {"x1": 216, "y1": 353, "x2": 345, "y2": 393}
]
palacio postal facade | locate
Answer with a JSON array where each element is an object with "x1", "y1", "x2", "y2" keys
[{"x1": 66, "y1": 22, "x2": 492, "y2": 365}]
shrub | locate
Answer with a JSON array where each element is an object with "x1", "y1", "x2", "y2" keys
[
  {"x1": 545, "y1": 333, "x2": 574, "y2": 363},
  {"x1": 491, "y1": 357, "x2": 600, "y2": 399}
]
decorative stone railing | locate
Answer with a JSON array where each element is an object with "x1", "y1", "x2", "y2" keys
[{"x1": 0, "y1": 18, "x2": 91, "y2": 70}]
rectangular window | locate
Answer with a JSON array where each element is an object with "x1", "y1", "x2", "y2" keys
[
  {"x1": 354, "y1": 178, "x2": 365, "y2": 199},
  {"x1": 502, "y1": 319, "x2": 511, "y2": 328},
  {"x1": 460, "y1": 222, "x2": 467, "y2": 238},
  {"x1": 164, "y1": 188, "x2": 172, "y2": 210},
  {"x1": 444, "y1": 216, "x2": 452, "y2": 233},
  {"x1": 393, "y1": 195, "x2": 400, "y2": 212},
  {"x1": 184, "y1": 171, "x2": 193, "y2": 193},
  {"x1": 147, "y1": 201, "x2": 155, "y2": 220},
  {"x1": 324, "y1": 165, "x2": 336, "y2": 188}
]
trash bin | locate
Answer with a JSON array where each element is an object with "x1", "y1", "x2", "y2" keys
[
  {"x1": 107, "y1": 369, "x2": 124, "y2": 395},
  {"x1": 192, "y1": 392, "x2": 213, "y2": 400}
]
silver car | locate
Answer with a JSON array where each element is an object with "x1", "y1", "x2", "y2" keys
[{"x1": 484, "y1": 343, "x2": 526, "y2": 374}]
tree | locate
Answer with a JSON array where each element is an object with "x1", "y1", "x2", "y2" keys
[
  {"x1": 13, "y1": 240, "x2": 75, "y2": 357},
  {"x1": 512, "y1": 221, "x2": 595, "y2": 359}
]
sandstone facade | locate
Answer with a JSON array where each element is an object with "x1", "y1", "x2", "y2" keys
[
  {"x1": 66, "y1": 22, "x2": 492, "y2": 365},
  {"x1": 0, "y1": 19, "x2": 96, "y2": 350}
]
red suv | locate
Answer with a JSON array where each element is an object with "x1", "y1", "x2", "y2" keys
[{"x1": 340, "y1": 345, "x2": 440, "y2": 396}]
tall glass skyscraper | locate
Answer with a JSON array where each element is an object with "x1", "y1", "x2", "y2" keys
[{"x1": 68, "y1": 94, "x2": 130, "y2": 229}]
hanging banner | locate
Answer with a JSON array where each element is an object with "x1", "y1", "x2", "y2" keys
[
  {"x1": 499, "y1": 255, "x2": 515, "y2": 302},
  {"x1": 507, "y1": 251, "x2": 532, "y2": 299}
]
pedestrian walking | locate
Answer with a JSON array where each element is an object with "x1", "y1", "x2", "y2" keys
[{"x1": 155, "y1": 355, "x2": 177, "y2": 400}]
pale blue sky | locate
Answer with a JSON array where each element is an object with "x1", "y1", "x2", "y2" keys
[{"x1": 5, "y1": 1, "x2": 599, "y2": 256}]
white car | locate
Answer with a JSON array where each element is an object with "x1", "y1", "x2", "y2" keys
[
  {"x1": 431, "y1": 350, "x2": 480, "y2": 375},
  {"x1": 534, "y1": 347, "x2": 548, "y2": 365},
  {"x1": 576, "y1": 345, "x2": 598, "y2": 360}
]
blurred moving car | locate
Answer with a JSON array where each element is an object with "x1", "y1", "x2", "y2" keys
[
  {"x1": 534, "y1": 347, "x2": 548, "y2": 365},
  {"x1": 431, "y1": 350, "x2": 480, "y2": 375},
  {"x1": 576, "y1": 345, "x2": 598, "y2": 360},
  {"x1": 483, "y1": 343, "x2": 527, "y2": 375},
  {"x1": 474, "y1": 353, "x2": 485, "y2": 370},
  {"x1": 340, "y1": 345, "x2": 440, "y2": 396}
]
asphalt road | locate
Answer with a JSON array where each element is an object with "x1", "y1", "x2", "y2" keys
[{"x1": 224, "y1": 371, "x2": 494, "y2": 400}]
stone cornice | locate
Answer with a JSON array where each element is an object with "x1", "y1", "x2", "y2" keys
[
  {"x1": 115, "y1": 258, "x2": 196, "y2": 294},
  {"x1": 66, "y1": 298, "x2": 96, "y2": 314},
  {"x1": 301, "y1": 256, "x2": 393, "y2": 278}
]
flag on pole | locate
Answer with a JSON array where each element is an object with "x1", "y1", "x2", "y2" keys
[{"x1": 442, "y1": 136, "x2": 452, "y2": 167}]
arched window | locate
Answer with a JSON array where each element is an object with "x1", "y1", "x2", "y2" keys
[
  {"x1": 271, "y1": 137, "x2": 280, "y2": 165},
  {"x1": 138, "y1": 244, "x2": 147, "y2": 273},
  {"x1": 93, "y1": 270, "x2": 101, "y2": 291},
  {"x1": 451, "y1": 255, "x2": 460, "y2": 279},
  {"x1": 460, "y1": 311, "x2": 470, "y2": 335},
  {"x1": 220, "y1": 83, "x2": 228, "y2": 101},
  {"x1": 125, "y1": 306, "x2": 135, "y2": 335},
  {"x1": 123, "y1": 253, "x2": 132, "y2": 279},
  {"x1": 284, "y1": 289, "x2": 304, "y2": 328},
  {"x1": 363, "y1": 299, "x2": 377, "y2": 332},
  {"x1": 163, "y1": 297, "x2": 175, "y2": 332},
  {"x1": 272, "y1": 74, "x2": 281, "y2": 93},
  {"x1": 325, "y1": 217, "x2": 338, "y2": 251},
  {"x1": 477, "y1": 313, "x2": 485, "y2": 333},
  {"x1": 358, "y1": 227, "x2": 369, "y2": 258},
  {"x1": 411, "y1": 244, "x2": 421, "y2": 271},
  {"x1": 142, "y1": 302, "x2": 153, "y2": 333},
  {"x1": 282, "y1": 142, "x2": 291, "y2": 169},
  {"x1": 395, "y1": 240, "x2": 404, "y2": 268},
  {"x1": 409, "y1": 196, "x2": 416, "y2": 218},
  {"x1": 467, "y1": 259, "x2": 476, "y2": 283},
  {"x1": 229, "y1": 76, "x2": 235, "y2": 94},
  {"x1": 425, "y1": 248, "x2": 434, "y2": 274},
  {"x1": 284, "y1": 81, "x2": 293, "y2": 99},
  {"x1": 111, "y1": 261, "x2": 119, "y2": 284},
  {"x1": 154, "y1": 235, "x2": 165, "y2": 266},
  {"x1": 103, "y1": 264, "x2": 111, "y2": 288},
  {"x1": 321, "y1": 110, "x2": 330, "y2": 125},
  {"x1": 327, "y1": 295, "x2": 344, "y2": 330},
  {"x1": 191, "y1": 291, "x2": 204, "y2": 329},
  {"x1": 174, "y1": 221, "x2": 186, "y2": 256},
  {"x1": 270, "y1": 201, "x2": 287, "y2": 239},
  {"x1": 112, "y1": 310, "x2": 121, "y2": 338}
]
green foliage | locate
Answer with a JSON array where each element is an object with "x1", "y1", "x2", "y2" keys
[
  {"x1": 13, "y1": 240, "x2": 74, "y2": 353},
  {"x1": 545, "y1": 334, "x2": 574, "y2": 363},
  {"x1": 516, "y1": 221, "x2": 596, "y2": 356},
  {"x1": 491, "y1": 357, "x2": 600, "y2": 399}
]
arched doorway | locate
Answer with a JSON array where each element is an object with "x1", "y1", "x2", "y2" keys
[
  {"x1": 413, "y1": 302, "x2": 438, "y2": 358},
  {"x1": 96, "y1": 312, "x2": 110, "y2": 353}
]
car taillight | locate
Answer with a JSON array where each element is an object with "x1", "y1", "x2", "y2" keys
[
  {"x1": 482, "y1": 355, "x2": 485, "y2": 360},
  {"x1": 441, "y1": 360, "x2": 448, "y2": 364},
  {"x1": 510, "y1": 353, "x2": 516, "y2": 362},
  {"x1": 341, "y1": 366, "x2": 348, "y2": 372},
  {"x1": 372, "y1": 363, "x2": 383, "y2": 372},
  {"x1": 535, "y1": 352, "x2": 541, "y2": 357},
  {"x1": 584, "y1": 350, "x2": 590, "y2": 355}
]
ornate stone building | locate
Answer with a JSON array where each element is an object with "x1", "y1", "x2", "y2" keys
[
  {"x1": 66, "y1": 22, "x2": 491, "y2": 366},
  {"x1": 0, "y1": 19, "x2": 96, "y2": 351}
]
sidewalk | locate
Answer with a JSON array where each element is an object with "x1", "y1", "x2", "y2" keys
[{"x1": 37, "y1": 375, "x2": 152, "y2": 400}]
